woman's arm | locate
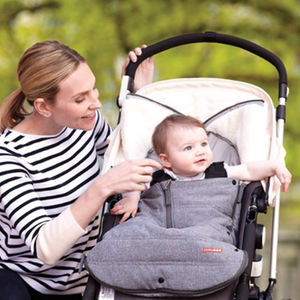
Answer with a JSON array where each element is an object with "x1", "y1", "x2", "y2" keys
[
  {"x1": 35, "y1": 159, "x2": 161, "y2": 265},
  {"x1": 70, "y1": 159, "x2": 161, "y2": 228}
]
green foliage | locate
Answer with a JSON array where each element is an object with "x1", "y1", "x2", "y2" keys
[{"x1": 0, "y1": 0, "x2": 299, "y2": 188}]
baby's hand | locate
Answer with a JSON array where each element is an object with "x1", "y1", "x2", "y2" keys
[
  {"x1": 275, "y1": 163, "x2": 292, "y2": 192},
  {"x1": 110, "y1": 191, "x2": 140, "y2": 223}
]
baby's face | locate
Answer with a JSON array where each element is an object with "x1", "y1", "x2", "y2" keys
[{"x1": 160, "y1": 126, "x2": 213, "y2": 177}]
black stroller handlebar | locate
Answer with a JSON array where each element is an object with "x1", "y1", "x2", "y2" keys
[{"x1": 126, "y1": 31, "x2": 288, "y2": 99}]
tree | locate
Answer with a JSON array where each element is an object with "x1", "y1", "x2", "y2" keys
[{"x1": 1, "y1": 0, "x2": 299, "y2": 183}]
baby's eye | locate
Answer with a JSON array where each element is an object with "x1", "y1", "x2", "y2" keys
[
  {"x1": 201, "y1": 142, "x2": 208, "y2": 147},
  {"x1": 184, "y1": 146, "x2": 192, "y2": 151}
]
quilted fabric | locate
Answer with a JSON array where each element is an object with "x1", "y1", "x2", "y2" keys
[{"x1": 86, "y1": 178, "x2": 248, "y2": 297}]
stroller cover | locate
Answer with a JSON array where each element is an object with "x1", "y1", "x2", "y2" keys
[
  {"x1": 83, "y1": 32, "x2": 289, "y2": 300},
  {"x1": 85, "y1": 78, "x2": 286, "y2": 297},
  {"x1": 86, "y1": 177, "x2": 248, "y2": 297}
]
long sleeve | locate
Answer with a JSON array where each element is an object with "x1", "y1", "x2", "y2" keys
[{"x1": 35, "y1": 206, "x2": 86, "y2": 265}]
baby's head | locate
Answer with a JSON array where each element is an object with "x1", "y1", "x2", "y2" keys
[{"x1": 152, "y1": 114, "x2": 213, "y2": 177}]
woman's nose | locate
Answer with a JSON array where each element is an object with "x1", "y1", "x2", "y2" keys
[{"x1": 89, "y1": 99, "x2": 102, "y2": 110}]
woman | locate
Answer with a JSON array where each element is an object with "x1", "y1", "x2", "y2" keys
[{"x1": 0, "y1": 41, "x2": 158, "y2": 299}]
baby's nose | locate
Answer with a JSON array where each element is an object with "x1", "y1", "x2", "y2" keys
[{"x1": 196, "y1": 149, "x2": 204, "y2": 156}]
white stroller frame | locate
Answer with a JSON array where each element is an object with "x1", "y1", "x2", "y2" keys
[{"x1": 83, "y1": 32, "x2": 288, "y2": 300}]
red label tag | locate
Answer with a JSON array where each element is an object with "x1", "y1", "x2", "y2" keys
[{"x1": 202, "y1": 247, "x2": 223, "y2": 253}]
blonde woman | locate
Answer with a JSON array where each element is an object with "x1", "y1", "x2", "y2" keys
[{"x1": 0, "y1": 41, "x2": 158, "y2": 300}]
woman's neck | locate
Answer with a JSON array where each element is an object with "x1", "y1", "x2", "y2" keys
[{"x1": 12, "y1": 111, "x2": 64, "y2": 136}]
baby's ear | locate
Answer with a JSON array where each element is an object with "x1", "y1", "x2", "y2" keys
[{"x1": 158, "y1": 153, "x2": 171, "y2": 168}]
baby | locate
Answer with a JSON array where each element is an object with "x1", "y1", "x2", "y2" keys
[{"x1": 111, "y1": 114, "x2": 291, "y2": 222}]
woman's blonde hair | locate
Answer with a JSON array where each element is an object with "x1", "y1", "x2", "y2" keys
[
  {"x1": 152, "y1": 114, "x2": 206, "y2": 155},
  {"x1": 0, "y1": 41, "x2": 85, "y2": 132}
]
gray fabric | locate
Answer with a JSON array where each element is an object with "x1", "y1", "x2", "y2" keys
[
  {"x1": 207, "y1": 131, "x2": 240, "y2": 166},
  {"x1": 86, "y1": 178, "x2": 248, "y2": 297},
  {"x1": 114, "y1": 282, "x2": 236, "y2": 300}
]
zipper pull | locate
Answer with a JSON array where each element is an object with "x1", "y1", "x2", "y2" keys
[
  {"x1": 236, "y1": 181, "x2": 247, "y2": 203},
  {"x1": 164, "y1": 180, "x2": 173, "y2": 228},
  {"x1": 164, "y1": 180, "x2": 172, "y2": 206}
]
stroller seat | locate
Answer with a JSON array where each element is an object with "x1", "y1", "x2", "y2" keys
[{"x1": 83, "y1": 32, "x2": 288, "y2": 300}]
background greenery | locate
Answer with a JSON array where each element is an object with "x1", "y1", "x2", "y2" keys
[
  {"x1": 0, "y1": 1, "x2": 299, "y2": 296},
  {"x1": 1, "y1": 0, "x2": 299, "y2": 225}
]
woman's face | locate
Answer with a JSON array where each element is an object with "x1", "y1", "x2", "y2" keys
[{"x1": 47, "y1": 62, "x2": 101, "y2": 131}]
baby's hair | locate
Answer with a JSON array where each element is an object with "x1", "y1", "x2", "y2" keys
[{"x1": 152, "y1": 114, "x2": 206, "y2": 155}]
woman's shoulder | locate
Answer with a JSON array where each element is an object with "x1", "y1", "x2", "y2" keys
[{"x1": 0, "y1": 127, "x2": 73, "y2": 156}]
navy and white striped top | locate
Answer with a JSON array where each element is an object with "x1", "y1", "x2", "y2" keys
[{"x1": 0, "y1": 110, "x2": 111, "y2": 294}]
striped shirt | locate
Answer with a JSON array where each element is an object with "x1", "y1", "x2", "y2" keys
[{"x1": 0, "y1": 110, "x2": 111, "y2": 294}]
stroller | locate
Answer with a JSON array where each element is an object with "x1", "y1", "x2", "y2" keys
[{"x1": 82, "y1": 32, "x2": 288, "y2": 300}]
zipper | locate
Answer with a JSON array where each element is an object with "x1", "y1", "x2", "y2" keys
[
  {"x1": 164, "y1": 180, "x2": 172, "y2": 228},
  {"x1": 236, "y1": 181, "x2": 247, "y2": 204}
]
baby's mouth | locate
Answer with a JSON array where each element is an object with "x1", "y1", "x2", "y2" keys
[{"x1": 195, "y1": 159, "x2": 205, "y2": 164}]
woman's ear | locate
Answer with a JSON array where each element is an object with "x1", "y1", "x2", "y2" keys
[
  {"x1": 158, "y1": 153, "x2": 171, "y2": 168},
  {"x1": 34, "y1": 98, "x2": 52, "y2": 117}
]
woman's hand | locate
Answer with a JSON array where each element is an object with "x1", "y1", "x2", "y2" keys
[
  {"x1": 71, "y1": 158, "x2": 161, "y2": 230},
  {"x1": 99, "y1": 158, "x2": 161, "y2": 197},
  {"x1": 122, "y1": 45, "x2": 154, "y2": 92}
]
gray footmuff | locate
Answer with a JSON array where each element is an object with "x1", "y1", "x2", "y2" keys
[{"x1": 85, "y1": 178, "x2": 248, "y2": 297}]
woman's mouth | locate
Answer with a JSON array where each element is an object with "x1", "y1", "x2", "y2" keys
[{"x1": 82, "y1": 112, "x2": 96, "y2": 120}]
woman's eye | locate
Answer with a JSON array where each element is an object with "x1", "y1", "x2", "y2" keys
[{"x1": 76, "y1": 98, "x2": 85, "y2": 103}]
